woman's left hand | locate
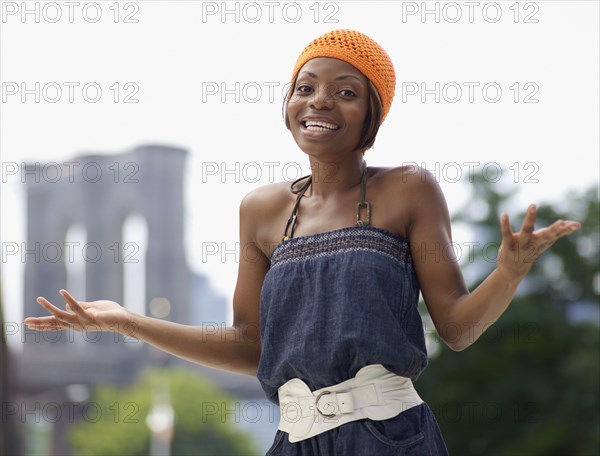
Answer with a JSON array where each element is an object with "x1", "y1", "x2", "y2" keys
[{"x1": 497, "y1": 204, "x2": 581, "y2": 283}]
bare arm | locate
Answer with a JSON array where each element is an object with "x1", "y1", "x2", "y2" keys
[
  {"x1": 405, "y1": 167, "x2": 580, "y2": 351},
  {"x1": 24, "y1": 191, "x2": 270, "y2": 376}
]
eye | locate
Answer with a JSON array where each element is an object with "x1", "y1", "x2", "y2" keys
[
  {"x1": 295, "y1": 84, "x2": 313, "y2": 94},
  {"x1": 339, "y1": 89, "x2": 356, "y2": 97}
]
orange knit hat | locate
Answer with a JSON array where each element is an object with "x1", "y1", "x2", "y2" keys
[{"x1": 290, "y1": 29, "x2": 396, "y2": 123}]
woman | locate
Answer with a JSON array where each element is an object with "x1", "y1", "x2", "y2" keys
[{"x1": 25, "y1": 30, "x2": 580, "y2": 455}]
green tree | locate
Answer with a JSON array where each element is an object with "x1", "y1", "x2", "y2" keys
[
  {"x1": 69, "y1": 367, "x2": 260, "y2": 456},
  {"x1": 417, "y1": 175, "x2": 599, "y2": 456}
]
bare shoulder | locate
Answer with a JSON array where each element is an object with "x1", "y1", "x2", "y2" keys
[
  {"x1": 240, "y1": 180, "x2": 291, "y2": 214},
  {"x1": 375, "y1": 164, "x2": 444, "y2": 203},
  {"x1": 368, "y1": 165, "x2": 447, "y2": 237},
  {"x1": 239, "y1": 180, "x2": 297, "y2": 257},
  {"x1": 374, "y1": 164, "x2": 438, "y2": 189}
]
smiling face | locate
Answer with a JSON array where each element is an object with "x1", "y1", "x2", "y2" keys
[{"x1": 285, "y1": 57, "x2": 370, "y2": 158}]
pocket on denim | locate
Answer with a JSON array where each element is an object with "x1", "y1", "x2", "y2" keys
[
  {"x1": 265, "y1": 430, "x2": 286, "y2": 456},
  {"x1": 362, "y1": 406, "x2": 425, "y2": 448}
]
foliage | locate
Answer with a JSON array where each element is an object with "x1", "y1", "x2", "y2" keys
[
  {"x1": 416, "y1": 175, "x2": 600, "y2": 456},
  {"x1": 69, "y1": 367, "x2": 260, "y2": 456}
]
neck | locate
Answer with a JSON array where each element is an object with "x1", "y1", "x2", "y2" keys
[{"x1": 306, "y1": 155, "x2": 367, "y2": 198}]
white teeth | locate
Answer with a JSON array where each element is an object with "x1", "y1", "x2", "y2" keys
[{"x1": 304, "y1": 120, "x2": 339, "y2": 130}]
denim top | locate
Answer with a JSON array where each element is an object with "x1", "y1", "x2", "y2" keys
[{"x1": 256, "y1": 224, "x2": 428, "y2": 405}]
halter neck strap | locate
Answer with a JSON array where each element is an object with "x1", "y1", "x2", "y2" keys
[{"x1": 282, "y1": 166, "x2": 370, "y2": 241}]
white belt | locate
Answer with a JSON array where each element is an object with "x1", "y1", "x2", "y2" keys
[{"x1": 277, "y1": 364, "x2": 423, "y2": 443}]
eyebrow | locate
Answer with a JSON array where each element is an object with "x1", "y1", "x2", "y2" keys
[{"x1": 297, "y1": 71, "x2": 364, "y2": 84}]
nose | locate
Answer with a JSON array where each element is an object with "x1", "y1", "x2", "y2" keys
[{"x1": 310, "y1": 83, "x2": 335, "y2": 110}]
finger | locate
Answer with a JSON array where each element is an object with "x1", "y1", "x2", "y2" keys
[
  {"x1": 548, "y1": 221, "x2": 581, "y2": 241},
  {"x1": 534, "y1": 219, "x2": 579, "y2": 243},
  {"x1": 24, "y1": 315, "x2": 59, "y2": 325},
  {"x1": 65, "y1": 303, "x2": 89, "y2": 315},
  {"x1": 25, "y1": 317, "x2": 66, "y2": 331},
  {"x1": 500, "y1": 213, "x2": 515, "y2": 247},
  {"x1": 26, "y1": 322, "x2": 65, "y2": 331},
  {"x1": 36, "y1": 296, "x2": 78, "y2": 324},
  {"x1": 59, "y1": 289, "x2": 87, "y2": 314},
  {"x1": 553, "y1": 220, "x2": 581, "y2": 235},
  {"x1": 519, "y1": 204, "x2": 537, "y2": 245},
  {"x1": 530, "y1": 219, "x2": 580, "y2": 250},
  {"x1": 518, "y1": 219, "x2": 580, "y2": 263}
]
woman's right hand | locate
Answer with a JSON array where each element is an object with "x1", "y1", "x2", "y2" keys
[{"x1": 24, "y1": 289, "x2": 132, "y2": 334}]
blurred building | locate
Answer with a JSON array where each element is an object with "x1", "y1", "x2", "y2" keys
[
  {"x1": 15, "y1": 145, "x2": 271, "y2": 455},
  {"x1": 1, "y1": 284, "x2": 16, "y2": 456}
]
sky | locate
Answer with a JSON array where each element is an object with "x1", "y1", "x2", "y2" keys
[{"x1": 1, "y1": 1, "x2": 599, "y2": 349}]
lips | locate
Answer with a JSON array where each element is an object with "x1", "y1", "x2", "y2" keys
[
  {"x1": 302, "y1": 119, "x2": 340, "y2": 131},
  {"x1": 299, "y1": 117, "x2": 340, "y2": 137}
]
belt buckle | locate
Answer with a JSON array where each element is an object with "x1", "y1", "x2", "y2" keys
[{"x1": 314, "y1": 390, "x2": 338, "y2": 417}]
